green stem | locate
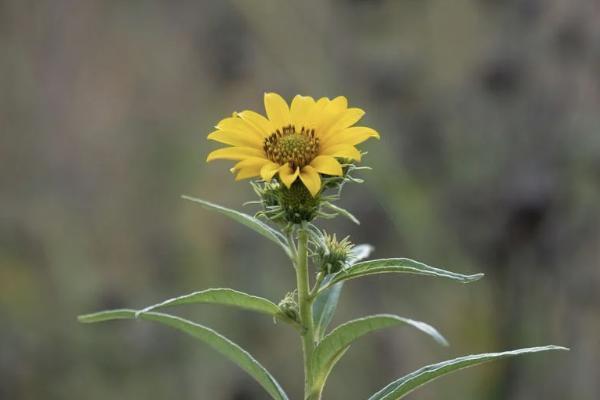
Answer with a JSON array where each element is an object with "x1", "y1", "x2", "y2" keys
[{"x1": 295, "y1": 227, "x2": 317, "y2": 399}]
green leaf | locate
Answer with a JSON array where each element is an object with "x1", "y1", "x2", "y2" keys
[
  {"x1": 309, "y1": 344, "x2": 351, "y2": 399},
  {"x1": 312, "y1": 280, "x2": 343, "y2": 340},
  {"x1": 136, "y1": 288, "x2": 282, "y2": 317},
  {"x1": 310, "y1": 314, "x2": 448, "y2": 394},
  {"x1": 78, "y1": 309, "x2": 137, "y2": 323},
  {"x1": 78, "y1": 309, "x2": 289, "y2": 400},
  {"x1": 348, "y1": 244, "x2": 374, "y2": 263},
  {"x1": 312, "y1": 244, "x2": 374, "y2": 341},
  {"x1": 182, "y1": 195, "x2": 290, "y2": 256},
  {"x1": 321, "y1": 258, "x2": 483, "y2": 292},
  {"x1": 368, "y1": 345, "x2": 568, "y2": 400}
]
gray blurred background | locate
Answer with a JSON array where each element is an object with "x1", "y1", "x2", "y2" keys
[{"x1": 1, "y1": 0, "x2": 599, "y2": 399}]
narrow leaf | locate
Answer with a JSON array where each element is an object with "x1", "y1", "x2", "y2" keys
[
  {"x1": 309, "y1": 345, "x2": 351, "y2": 400},
  {"x1": 348, "y1": 244, "x2": 374, "y2": 264},
  {"x1": 312, "y1": 280, "x2": 343, "y2": 340},
  {"x1": 182, "y1": 195, "x2": 290, "y2": 255},
  {"x1": 368, "y1": 345, "x2": 568, "y2": 400},
  {"x1": 311, "y1": 314, "x2": 447, "y2": 392},
  {"x1": 312, "y1": 244, "x2": 373, "y2": 340},
  {"x1": 136, "y1": 288, "x2": 281, "y2": 317},
  {"x1": 321, "y1": 258, "x2": 483, "y2": 292},
  {"x1": 78, "y1": 309, "x2": 289, "y2": 400},
  {"x1": 78, "y1": 309, "x2": 137, "y2": 323}
]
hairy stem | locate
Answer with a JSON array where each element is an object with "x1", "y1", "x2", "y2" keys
[{"x1": 296, "y1": 227, "x2": 317, "y2": 399}]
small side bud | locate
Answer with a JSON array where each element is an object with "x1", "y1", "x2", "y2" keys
[
  {"x1": 315, "y1": 233, "x2": 354, "y2": 275},
  {"x1": 278, "y1": 291, "x2": 299, "y2": 322}
]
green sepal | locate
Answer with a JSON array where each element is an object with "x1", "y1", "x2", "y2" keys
[
  {"x1": 78, "y1": 310, "x2": 289, "y2": 400},
  {"x1": 321, "y1": 202, "x2": 360, "y2": 225},
  {"x1": 368, "y1": 345, "x2": 569, "y2": 400}
]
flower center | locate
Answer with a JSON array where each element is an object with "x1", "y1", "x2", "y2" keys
[{"x1": 263, "y1": 125, "x2": 320, "y2": 169}]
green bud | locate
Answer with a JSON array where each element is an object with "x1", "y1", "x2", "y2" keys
[
  {"x1": 316, "y1": 233, "x2": 354, "y2": 275},
  {"x1": 278, "y1": 291, "x2": 299, "y2": 322}
]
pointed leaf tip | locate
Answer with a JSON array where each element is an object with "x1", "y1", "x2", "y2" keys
[
  {"x1": 181, "y1": 195, "x2": 291, "y2": 257},
  {"x1": 78, "y1": 309, "x2": 289, "y2": 400},
  {"x1": 368, "y1": 345, "x2": 568, "y2": 400},
  {"x1": 320, "y1": 258, "x2": 484, "y2": 292}
]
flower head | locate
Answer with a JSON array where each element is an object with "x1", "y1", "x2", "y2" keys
[{"x1": 207, "y1": 93, "x2": 379, "y2": 196}]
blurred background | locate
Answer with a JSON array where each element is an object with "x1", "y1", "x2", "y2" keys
[{"x1": 1, "y1": 0, "x2": 599, "y2": 399}]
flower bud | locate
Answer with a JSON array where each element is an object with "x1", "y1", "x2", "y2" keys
[
  {"x1": 316, "y1": 233, "x2": 354, "y2": 275},
  {"x1": 278, "y1": 291, "x2": 299, "y2": 322}
]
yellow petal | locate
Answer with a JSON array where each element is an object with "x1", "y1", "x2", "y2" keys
[
  {"x1": 320, "y1": 108, "x2": 365, "y2": 139},
  {"x1": 313, "y1": 97, "x2": 330, "y2": 112},
  {"x1": 278, "y1": 164, "x2": 299, "y2": 188},
  {"x1": 321, "y1": 126, "x2": 380, "y2": 147},
  {"x1": 260, "y1": 162, "x2": 280, "y2": 181},
  {"x1": 237, "y1": 110, "x2": 274, "y2": 136},
  {"x1": 304, "y1": 97, "x2": 330, "y2": 128},
  {"x1": 328, "y1": 96, "x2": 348, "y2": 111},
  {"x1": 299, "y1": 165, "x2": 322, "y2": 197},
  {"x1": 216, "y1": 117, "x2": 264, "y2": 139},
  {"x1": 231, "y1": 157, "x2": 270, "y2": 180},
  {"x1": 207, "y1": 130, "x2": 262, "y2": 148},
  {"x1": 290, "y1": 95, "x2": 315, "y2": 128},
  {"x1": 320, "y1": 144, "x2": 362, "y2": 161},
  {"x1": 234, "y1": 167, "x2": 262, "y2": 180},
  {"x1": 309, "y1": 155, "x2": 343, "y2": 176},
  {"x1": 264, "y1": 92, "x2": 291, "y2": 130},
  {"x1": 314, "y1": 96, "x2": 348, "y2": 133},
  {"x1": 206, "y1": 147, "x2": 265, "y2": 162},
  {"x1": 231, "y1": 157, "x2": 269, "y2": 170}
]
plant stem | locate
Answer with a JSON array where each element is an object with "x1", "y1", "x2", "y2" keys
[{"x1": 295, "y1": 227, "x2": 317, "y2": 399}]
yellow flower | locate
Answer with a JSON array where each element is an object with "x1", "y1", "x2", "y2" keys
[{"x1": 206, "y1": 93, "x2": 379, "y2": 196}]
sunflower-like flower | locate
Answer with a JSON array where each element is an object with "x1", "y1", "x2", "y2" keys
[{"x1": 206, "y1": 93, "x2": 379, "y2": 196}]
